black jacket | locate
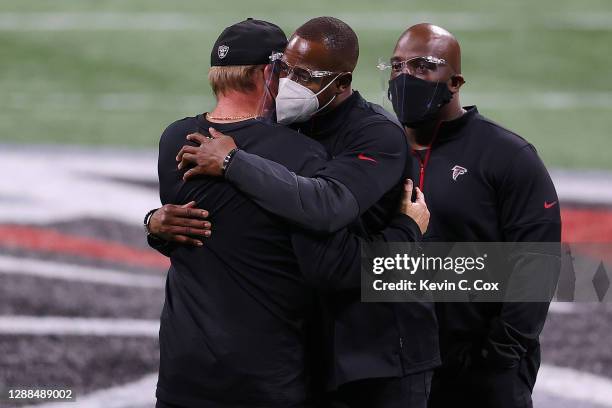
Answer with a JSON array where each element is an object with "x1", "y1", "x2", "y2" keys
[
  {"x1": 409, "y1": 106, "x2": 561, "y2": 388},
  {"x1": 155, "y1": 116, "x2": 330, "y2": 407}
]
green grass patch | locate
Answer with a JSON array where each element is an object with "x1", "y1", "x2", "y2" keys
[{"x1": 1, "y1": 0, "x2": 611, "y2": 169}]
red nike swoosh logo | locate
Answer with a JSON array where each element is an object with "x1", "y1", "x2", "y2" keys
[
  {"x1": 358, "y1": 153, "x2": 377, "y2": 163},
  {"x1": 544, "y1": 201, "x2": 558, "y2": 209}
]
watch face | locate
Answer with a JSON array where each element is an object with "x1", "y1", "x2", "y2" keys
[
  {"x1": 222, "y1": 148, "x2": 239, "y2": 174},
  {"x1": 144, "y1": 209, "x2": 156, "y2": 234}
]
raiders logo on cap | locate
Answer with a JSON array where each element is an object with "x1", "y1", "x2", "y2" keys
[{"x1": 218, "y1": 45, "x2": 229, "y2": 59}]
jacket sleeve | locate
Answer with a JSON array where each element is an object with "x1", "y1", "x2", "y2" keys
[
  {"x1": 147, "y1": 232, "x2": 175, "y2": 258},
  {"x1": 224, "y1": 121, "x2": 407, "y2": 234},
  {"x1": 291, "y1": 214, "x2": 422, "y2": 291},
  {"x1": 481, "y1": 144, "x2": 562, "y2": 368},
  {"x1": 147, "y1": 151, "x2": 353, "y2": 253},
  {"x1": 225, "y1": 150, "x2": 359, "y2": 233}
]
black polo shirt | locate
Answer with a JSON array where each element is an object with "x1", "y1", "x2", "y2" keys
[{"x1": 155, "y1": 115, "x2": 329, "y2": 407}]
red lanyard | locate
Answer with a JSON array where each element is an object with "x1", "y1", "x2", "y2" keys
[{"x1": 411, "y1": 122, "x2": 441, "y2": 192}]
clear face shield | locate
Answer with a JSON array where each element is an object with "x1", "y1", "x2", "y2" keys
[
  {"x1": 377, "y1": 55, "x2": 454, "y2": 127},
  {"x1": 255, "y1": 51, "x2": 284, "y2": 124}
]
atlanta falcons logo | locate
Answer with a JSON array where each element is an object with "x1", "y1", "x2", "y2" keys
[{"x1": 451, "y1": 165, "x2": 468, "y2": 181}]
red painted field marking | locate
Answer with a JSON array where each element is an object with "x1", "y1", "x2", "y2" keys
[
  {"x1": 0, "y1": 225, "x2": 169, "y2": 269},
  {"x1": 561, "y1": 207, "x2": 612, "y2": 243}
]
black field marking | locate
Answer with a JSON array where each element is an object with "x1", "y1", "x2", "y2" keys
[{"x1": 0, "y1": 274, "x2": 164, "y2": 319}]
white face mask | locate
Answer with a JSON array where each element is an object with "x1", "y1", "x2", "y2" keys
[{"x1": 275, "y1": 75, "x2": 341, "y2": 125}]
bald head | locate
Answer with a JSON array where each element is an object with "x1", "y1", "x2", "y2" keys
[
  {"x1": 394, "y1": 23, "x2": 461, "y2": 73},
  {"x1": 390, "y1": 23, "x2": 466, "y2": 135}
]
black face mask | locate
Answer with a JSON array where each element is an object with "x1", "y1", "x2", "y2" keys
[{"x1": 388, "y1": 73, "x2": 454, "y2": 128}]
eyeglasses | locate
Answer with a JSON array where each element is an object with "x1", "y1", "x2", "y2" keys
[
  {"x1": 277, "y1": 59, "x2": 341, "y2": 85},
  {"x1": 377, "y1": 56, "x2": 448, "y2": 76}
]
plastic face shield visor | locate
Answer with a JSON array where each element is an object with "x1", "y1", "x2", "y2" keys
[
  {"x1": 255, "y1": 51, "x2": 284, "y2": 124},
  {"x1": 258, "y1": 52, "x2": 350, "y2": 123}
]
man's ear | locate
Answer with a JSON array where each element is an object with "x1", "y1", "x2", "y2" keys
[
  {"x1": 448, "y1": 74, "x2": 465, "y2": 92},
  {"x1": 335, "y1": 73, "x2": 352, "y2": 93},
  {"x1": 262, "y1": 64, "x2": 273, "y2": 83}
]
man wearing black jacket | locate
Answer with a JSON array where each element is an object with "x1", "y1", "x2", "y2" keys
[
  {"x1": 380, "y1": 23, "x2": 561, "y2": 407},
  {"x1": 149, "y1": 17, "x2": 439, "y2": 408}
]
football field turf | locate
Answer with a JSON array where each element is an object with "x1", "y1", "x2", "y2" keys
[
  {"x1": 0, "y1": 146, "x2": 611, "y2": 408},
  {"x1": 1, "y1": 0, "x2": 611, "y2": 169}
]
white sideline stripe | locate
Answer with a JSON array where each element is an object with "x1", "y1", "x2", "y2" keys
[
  {"x1": 4, "y1": 91, "x2": 612, "y2": 112},
  {"x1": 548, "y1": 303, "x2": 577, "y2": 314},
  {"x1": 20, "y1": 364, "x2": 612, "y2": 408},
  {"x1": 536, "y1": 364, "x2": 612, "y2": 407},
  {"x1": 0, "y1": 316, "x2": 159, "y2": 337},
  {"x1": 551, "y1": 169, "x2": 612, "y2": 206},
  {"x1": 0, "y1": 148, "x2": 160, "y2": 225},
  {"x1": 0, "y1": 256, "x2": 165, "y2": 289},
  {"x1": 0, "y1": 12, "x2": 612, "y2": 31}
]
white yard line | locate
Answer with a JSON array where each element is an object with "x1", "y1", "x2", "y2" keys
[
  {"x1": 536, "y1": 364, "x2": 612, "y2": 407},
  {"x1": 0, "y1": 147, "x2": 159, "y2": 226},
  {"x1": 0, "y1": 11, "x2": 611, "y2": 31},
  {"x1": 548, "y1": 303, "x2": 577, "y2": 314},
  {"x1": 0, "y1": 255, "x2": 164, "y2": 288},
  {"x1": 551, "y1": 169, "x2": 612, "y2": 206},
  {"x1": 0, "y1": 315, "x2": 159, "y2": 337}
]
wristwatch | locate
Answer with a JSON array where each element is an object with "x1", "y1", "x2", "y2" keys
[
  {"x1": 143, "y1": 208, "x2": 158, "y2": 236},
  {"x1": 222, "y1": 148, "x2": 240, "y2": 176},
  {"x1": 143, "y1": 208, "x2": 172, "y2": 252}
]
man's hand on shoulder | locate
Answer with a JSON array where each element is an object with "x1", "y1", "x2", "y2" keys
[
  {"x1": 148, "y1": 201, "x2": 212, "y2": 246},
  {"x1": 176, "y1": 128, "x2": 237, "y2": 179}
]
